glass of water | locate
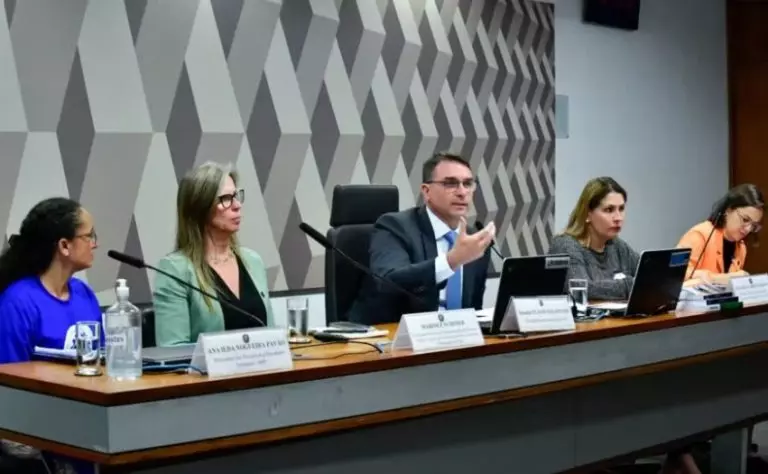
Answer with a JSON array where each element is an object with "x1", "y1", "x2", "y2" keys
[
  {"x1": 74, "y1": 321, "x2": 102, "y2": 377},
  {"x1": 568, "y1": 279, "x2": 589, "y2": 317},
  {"x1": 286, "y1": 297, "x2": 311, "y2": 344}
]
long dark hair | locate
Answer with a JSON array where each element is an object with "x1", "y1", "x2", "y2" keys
[
  {"x1": 0, "y1": 198, "x2": 83, "y2": 294},
  {"x1": 708, "y1": 184, "x2": 764, "y2": 227}
]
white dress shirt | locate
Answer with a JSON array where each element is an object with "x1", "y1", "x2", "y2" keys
[{"x1": 425, "y1": 206, "x2": 463, "y2": 308}]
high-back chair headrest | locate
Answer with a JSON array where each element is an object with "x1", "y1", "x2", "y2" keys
[{"x1": 329, "y1": 184, "x2": 399, "y2": 227}]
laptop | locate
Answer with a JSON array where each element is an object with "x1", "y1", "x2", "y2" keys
[
  {"x1": 591, "y1": 248, "x2": 692, "y2": 317},
  {"x1": 142, "y1": 344, "x2": 196, "y2": 366},
  {"x1": 480, "y1": 254, "x2": 570, "y2": 334},
  {"x1": 33, "y1": 343, "x2": 196, "y2": 367}
]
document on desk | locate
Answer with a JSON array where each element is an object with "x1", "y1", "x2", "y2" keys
[
  {"x1": 33, "y1": 347, "x2": 77, "y2": 361},
  {"x1": 476, "y1": 308, "x2": 494, "y2": 323},
  {"x1": 588, "y1": 302, "x2": 628, "y2": 311}
]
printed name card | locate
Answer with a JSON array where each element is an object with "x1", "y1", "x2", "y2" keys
[
  {"x1": 191, "y1": 328, "x2": 293, "y2": 377},
  {"x1": 500, "y1": 295, "x2": 575, "y2": 333},
  {"x1": 391, "y1": 309, "x2": 484, "y2": 353},
  {"x1": 729, "y1": 273, "x2": 768, "y2": 303}
]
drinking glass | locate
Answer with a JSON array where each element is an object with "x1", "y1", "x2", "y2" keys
[
  {"x1": 74, "y1": 321, "x2": 102, "y2": 376},
  {"x1": 286, "y1": 297, "x2": 311, "y2": 344},
  {"x1": 568, "y1": 279, "x2": 589, "y2": 317}
]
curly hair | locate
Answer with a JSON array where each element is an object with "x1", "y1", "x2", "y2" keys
[{"x1": 0, "y1": 198, "x2": 83, "y2": 294}]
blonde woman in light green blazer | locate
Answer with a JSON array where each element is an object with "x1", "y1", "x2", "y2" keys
[{"x1": 153, "y1": 162, "x2": 274, "y2": 347}]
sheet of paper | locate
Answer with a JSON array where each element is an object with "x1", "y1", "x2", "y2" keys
[
  {"x1": 310, "y1": 328, "x2": 389, "y2": 339},
  {"x1": 588, "y1": 302, "x2": 628, "y2": 310},
  {"x1": 476, "y1": 308, "x2": 494, "y2": 322}
]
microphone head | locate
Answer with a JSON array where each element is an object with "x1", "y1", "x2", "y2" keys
[
  {"x1": 474, "y1": 220, "x2": 484, "y2": 232},
  {"x1": 107, "y1": 250, "x2": 146, "y2": 269}
]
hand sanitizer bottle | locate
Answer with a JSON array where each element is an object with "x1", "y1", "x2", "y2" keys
[{"x1": 104, "y1": 279, "x2": 143, "y2": 380}]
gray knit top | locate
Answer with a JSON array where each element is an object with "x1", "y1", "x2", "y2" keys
[{"x1": 549, "y1": 234, "x2": 640, "y2": 301}]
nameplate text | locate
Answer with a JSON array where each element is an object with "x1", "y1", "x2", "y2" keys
[
  {"x1": 391, "y1": 309, "x2": 484, "y2": 353},
  {"x1": 191, "y1": 328, "x2": 293, "y2": 377},
  {"x1": 729, "y1": 273, "x2": 768, "y2": 304},
  {"x1": 500, "y1": 295, "x2": 575, "y2": 333}
]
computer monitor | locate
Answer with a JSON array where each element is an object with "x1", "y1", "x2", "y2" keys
[
  {"x1": 623, "y1": 248, "x2": 691, "y2": 316},
  {"x1": 484, "y1": 254, "x2": 570, "y2": 334}
]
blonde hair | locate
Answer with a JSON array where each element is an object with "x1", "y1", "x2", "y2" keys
[
  {"x1": 563, "y1": 177, "x2": 627, "y2": 245},
  {"x1": 175, "y1": 161, "x2": 242, "y2": 309}
]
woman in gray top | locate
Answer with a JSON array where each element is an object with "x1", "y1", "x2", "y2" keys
[
  {"x1": 551, "y1": 177, "x2": 699, "y2": 474},
  {"x1": 550, "y1": 177, "x2": 640, "y2": 301}
]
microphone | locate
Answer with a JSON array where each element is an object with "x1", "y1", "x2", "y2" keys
[
  {"x1": 475, "y1": 220, "x2": 504, "y2": 260},
  {"x1": 686, "y1": 212, "x2": 722, "y2": 280},
  {"x1": 298, "y1": 222, "x2": 425, "y2": 307},
  {"x1": 106, "y1": 250, "x2": 267, "y2": 328}
]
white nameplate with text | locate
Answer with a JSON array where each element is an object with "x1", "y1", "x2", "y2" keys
[
  {"x1": 391, "y1": 308, "x2": 484, "y2": 353},
  {"x1": 729, "y1": 273, "x2": 768, "y2": 304},
  {"x1": 190, "y1": 328, "x2": 293, "y2": 377},
  {"x1": 500, "y1": 295, "x2": 575, "y2": 333}
]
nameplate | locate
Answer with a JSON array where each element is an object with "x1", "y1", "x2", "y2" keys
[
  {"x1": 729, "y1": 273, "x2": 768, "y2": 303},
  {"x1": 190, "y1": 328, "x2": 293, "y2": 377},
  {"x1": 500, "y1": 295, "x2": 575, "y2": 333},
  {"x1": 391, "y1": 309, "x2": 484, "y2": 353}
]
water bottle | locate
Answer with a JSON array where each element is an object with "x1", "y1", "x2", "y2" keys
[{"x1": 104, "y1": 279, "x2": 143, "y2": 380}]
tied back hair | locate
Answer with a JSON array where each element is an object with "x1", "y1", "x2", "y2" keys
[{"x1": 0, "y1": 198, "x2": 82, "y2": 294}]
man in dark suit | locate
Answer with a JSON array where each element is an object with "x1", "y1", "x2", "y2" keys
[{"x1": 348, "y1": 153, "x2": 496, "y2": 325}]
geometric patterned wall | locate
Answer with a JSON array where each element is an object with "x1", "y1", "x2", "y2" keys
[{"x1": 0, "y1": 0, "x2": 554, "y2": 304}]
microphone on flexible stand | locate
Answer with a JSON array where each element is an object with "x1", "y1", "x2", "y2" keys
[
  {"x1": 686, "y1": 212, "x2": 723, "y2": 281},
  {"x1": 298, "y1": 222, "x2": 426, "y2": 308},
  {"x1": 106, "y1": 250, "x2": 268, "y2": 327},
  {"x1": 474, "y1": 221, "x2": 504, "y2": 260}
]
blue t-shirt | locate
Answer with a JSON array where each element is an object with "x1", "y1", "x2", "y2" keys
[
  {"x1": 0, "y1": 276, "x2": 102, "y2": 363},
  {"x1": 0, "y1": 276, "x2": 101, "y2": 474}
]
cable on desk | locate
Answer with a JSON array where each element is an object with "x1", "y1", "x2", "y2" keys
[
  {"x1": 291, "y1": 340, "x2": 384, "y2": 354},
  {"x1": 291, "y1": 348, "x2": 380, "y2": 360},
  {"x1": 290, "y1": 340, "x2": 385, "y2": 360}
]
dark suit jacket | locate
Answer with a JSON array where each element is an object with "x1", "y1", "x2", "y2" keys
[{"x1": 347, "y1": 206, "x2": 491, "y2": 325}]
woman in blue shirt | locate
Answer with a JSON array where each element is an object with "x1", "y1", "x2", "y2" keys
[{"x1": 0, "y1": 197, "x2": 101, "y2": 474}]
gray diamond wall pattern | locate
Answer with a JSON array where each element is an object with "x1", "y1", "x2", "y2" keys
[{"x1": 0, "y1": 0, "x2": 554, "y2": 304}]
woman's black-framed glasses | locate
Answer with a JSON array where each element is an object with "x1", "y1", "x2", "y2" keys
[
  {"x1": 218, "y1": 189, "x2": 245, "y2": 209},
  {"x1": 74, "y1": 229, "x2": 98, "y2": 244}
]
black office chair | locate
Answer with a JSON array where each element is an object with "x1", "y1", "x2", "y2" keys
[
  {"x1": 141, "y1": 307, "x2": 156, "y2": 348},
  {"x1": 324, "y1": 184, "x2": 399, "y2": 323}
]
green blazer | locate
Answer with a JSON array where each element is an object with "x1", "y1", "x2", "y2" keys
[{"x1": 152, "y1": 247, "x2": 275, "y2": 346}]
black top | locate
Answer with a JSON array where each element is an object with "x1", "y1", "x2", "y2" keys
[
  {"x1": 723, "y1": 239, "x2": 736, "y2": 272},
  {"x1": 209, "y1": 256, "x2": 267, "y2": 330}
]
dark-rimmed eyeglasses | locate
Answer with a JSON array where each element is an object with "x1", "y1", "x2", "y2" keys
[
  {"x1": 218, "y1": 189, "x2": 245, "y2": 209},
  {"x1": 424, "y1": 178, "x2": 478, "y2": 191},
  {"x1": 736, "y1": 209, "x2": 762, "y2": 233},
  {"x1": 74, "y1": 229, "x2": 98, "y2": 244}
]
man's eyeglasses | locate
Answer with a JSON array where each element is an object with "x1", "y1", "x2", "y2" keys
[
  {"x1": 74, "y1": 230, "x2": 98, "y2": 244},
  {"x1": 218, "y1": 189, "x2": 245, "y2": 209},
  {"x1": 424, "y1": 178, "x2": 478, "y2": 191},
  {"x1": 736, "y1": 210, "x2": 762, "y2": 233}
]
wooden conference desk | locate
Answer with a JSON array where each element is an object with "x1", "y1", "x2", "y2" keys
[{"x1": 1, "y1": 306, "x2": 768, "y2": 474}]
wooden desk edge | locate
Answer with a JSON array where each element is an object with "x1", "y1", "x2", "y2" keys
[
  {"x1": 1, "y1": 341, "x2": 766, "y2": 468},
  {"x1": 0, "y1": 304, "x2": 764, "y2": 406}
]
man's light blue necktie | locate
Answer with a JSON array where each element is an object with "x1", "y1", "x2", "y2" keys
[{"x1": 442, "y1": 230, "x2": 462, "y2": 310}]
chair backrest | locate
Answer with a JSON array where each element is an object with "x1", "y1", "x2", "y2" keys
[
  {"x1": 141, "y1": 307, "x2": 156, "y2": 348},
  {"x1": 325, "y1": 184, "x2": 399, "y2": 322}
]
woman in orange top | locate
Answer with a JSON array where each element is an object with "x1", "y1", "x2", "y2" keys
[{"x1": 677, "y1": 183, "x2": 763, "y2": 285}]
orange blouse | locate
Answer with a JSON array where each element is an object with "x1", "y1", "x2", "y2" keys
[{"x1": 676, "y1": 221, "x2": 747, "y2": 280}]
